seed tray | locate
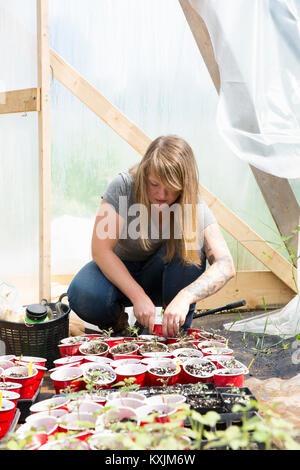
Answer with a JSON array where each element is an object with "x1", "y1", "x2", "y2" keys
[
  {"x1": 17, "y1": 379, "x2": 44, "y2": 423},
  {"x1": 137, "y1": 383, "x2": 216, "y2": 397},
  {"x1": 185, "y1": 392, "x2": 228, "y2": 415}
]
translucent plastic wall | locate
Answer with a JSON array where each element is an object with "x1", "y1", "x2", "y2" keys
[
  {"x1": 50, "y1": 0, "x2": 300, "y2": 279},
  {"x1": 0, "y1": 0, "x2": 39, "y2": 303},
  {"x1": 2, "y1": 1, "x2": 298, "y2": 305}
]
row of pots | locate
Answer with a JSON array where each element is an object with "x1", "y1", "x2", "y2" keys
[
  {"x1": 16, "y1": 391, "x2": 189, "y2": 450},
  {"x1": 50, "y1": 355, "x2": 248, "y2": 395},
  {"x1": 58, "y1": 334, "x2": 232, "y2": 361},
  {"x1": 0, "y1": 356, "x2": 48, "y2": 440}
]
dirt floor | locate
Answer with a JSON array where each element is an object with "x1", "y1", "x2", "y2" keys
[{"x1": 192, "y1": 310, "x2": 300, "y2": 380}]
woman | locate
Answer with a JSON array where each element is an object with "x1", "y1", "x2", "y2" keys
[{"x1": 68, "y1": 135, "x2": 235, "y2": 337}]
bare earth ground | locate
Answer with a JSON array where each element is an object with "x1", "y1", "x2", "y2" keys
[{"x1": 192, "y1": 310, "x2": 300, "y2": 380}]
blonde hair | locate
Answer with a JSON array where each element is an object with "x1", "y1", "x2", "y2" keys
[{"x1": 129, "y1": 135, "x2": 201, "y2": 265}]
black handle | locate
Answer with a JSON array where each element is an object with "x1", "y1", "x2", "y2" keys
[{"x1": 193, "y1": 300, "x2": 246, "y2": 319}]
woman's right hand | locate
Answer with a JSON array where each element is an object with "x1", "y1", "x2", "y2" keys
[{"x1": 133, "y1": 295, "x2": 156, "y2": 334}]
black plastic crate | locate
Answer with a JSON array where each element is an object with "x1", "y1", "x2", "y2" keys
[{"x1": 0, "y1": 300, "x2": 70, "y2": 369}]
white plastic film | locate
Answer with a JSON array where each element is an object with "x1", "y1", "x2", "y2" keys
[
  {"x1": 224, "y1": 227, "x2": 300, "y2": 338},
  {"x1": 191, "y1": 0, "x2": 300, "y2": 179}
]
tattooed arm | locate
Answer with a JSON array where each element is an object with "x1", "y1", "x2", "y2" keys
[
  {"x1": 161, "y1": 223, "x2": 235, "y2": 336},
  {"x1": 182, "y1": 223, "x2": 236, "y2": 304}
]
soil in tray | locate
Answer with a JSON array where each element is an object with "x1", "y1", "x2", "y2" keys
[
  {"x1": 139, "y1": 383, "x2": 215, "y2": 397},
  {"x1": 221, "y1": 394, "x2": 253, "y2": 410},
  {"x1": 186, "y1": 394, "x2": 227, "y2": 413}
]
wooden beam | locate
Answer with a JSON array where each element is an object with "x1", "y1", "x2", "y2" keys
[
  {"x1": 51, "y1": 270, "x2": 294, "y2": 310},
  {"x1": 50, "y1": 49, "x2": 150, "y2": 156},
  {"x1": 179, "y1": 0, "x2": 299, "y2": 265},
  {"x1": 0, "y1": 88, "x2": 40, "y2": 114},
  {"x1": 37, "y1": 0, "x2": 51, "y2": 302},
  {"x1": 49, "y1": 48, "x2": 297, "y2": 292},
  {"x1": 251, "y1": 167, "x2": 300, "y2": 266},
  {"x1": 196, "y1": 270, "x2": 294, "y2": 310},
  {"x1": 201, "y1": 185, "x2": 297, "y2": 292}
]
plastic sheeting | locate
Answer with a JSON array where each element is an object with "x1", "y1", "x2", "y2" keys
[
  {"x1": 191, "y1": 0, "x2": 300, "y2": 179},
  {"x1": 224, "y1": 229, "x2": 300, "y2": 338},
  {"x1": 246, "y1": 374, "x2": 300, "y2": 436}
]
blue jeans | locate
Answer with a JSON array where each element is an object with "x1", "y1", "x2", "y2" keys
[{"x1": 67, "y1": 245, "x2": 206, "y2": 330}]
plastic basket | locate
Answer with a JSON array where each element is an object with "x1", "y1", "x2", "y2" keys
[{"x1": 0, "y1": 295, "x2": 70, "y2": 369}]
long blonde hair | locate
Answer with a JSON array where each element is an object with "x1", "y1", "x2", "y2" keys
[{"x1": 129, "y1": 135, "x2": 201, "y2": 265}]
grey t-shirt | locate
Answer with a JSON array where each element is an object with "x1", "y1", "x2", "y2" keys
[{"x1": 101, "y1": 171, "x2": 216, "y2": 261}]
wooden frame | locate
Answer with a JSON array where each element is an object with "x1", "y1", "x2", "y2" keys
[
  {"x1": 37, "y1": 0, "x2": 51, "y2": 301},
  {"x1": 49, "y1": 49, "x2": 297, "y2": 294},
  {"x1": 1, "y1": 2, "x2": 298, "y2": 307},
  {"x1": 0, "y1": 88, "x2": 40, "y2": 114}
]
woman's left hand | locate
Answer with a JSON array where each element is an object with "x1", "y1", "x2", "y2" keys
[{"x1": 161, "y1": 292, "x2": 192, "y2": 338}]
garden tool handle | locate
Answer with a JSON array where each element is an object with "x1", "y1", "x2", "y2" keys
[{"x1": 193, "y1": 300, "x2": 246, "y2": 319}]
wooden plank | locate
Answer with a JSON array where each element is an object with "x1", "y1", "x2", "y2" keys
[
  {"x1": 179, "y1": 0, "x2": 299, "y2": 266},
  {"x1": 178, "y1": 0, "x2": 220, "y2": 92},
  {"x1": 50, "y1": 49, "x2": 151, "y2": 156},
  {"x1": 51, "y1": 271, "x2": 294, "y2": 310},
  {"x1": 251, "y1": 167, "x2": 299, "y2": 266},
  {"x1": 49, "y1": 49, "x2": 297, "y2": 292},
  {"x1": 0, "y1": 88, "x2": 40, "y2": 114},
  {"x1": 196, "y1": 270, "x2": 294, "y2": 310},
  {"x1": 37, "y1": 0, "x2": 51, "y2": 302},
  {"x1": 201, "y1": 185, "x2": 297, "y2": 292}
]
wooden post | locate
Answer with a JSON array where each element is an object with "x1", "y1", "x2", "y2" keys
[{"x1": 37, "y1": 0, "x2": 51, "y2": 302}]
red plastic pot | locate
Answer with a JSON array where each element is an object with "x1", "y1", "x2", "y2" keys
[
  {"x1": 58, "y1": 412, "x2": 97, "y2": 436},
  {"x1": 181, "y1": 359, "x2": 216, "y2": 384},
  {"x1": 30, "y1": 396, "x2": 70, "y2": 414},
  {"x1": 201, "y1": 347, "x2": 233, "y2": 357},
  {"x1": 80, "y1": 363, "x2": 117, "y2": 390},
  {"x1": 0, "y1": 381, "x2": 23, "y2": 395},
  {"x1": 2, "y1": 366, "x2": 38, "y2": 399},
  {"x1": 153, "y1": 324, "x2": 163, "y2": 336},
  {"x1": 114, "y1": 364, "x2": 147, "y2": 388},
  {"x1": 213, "y1": 368, "x2": 249, "y2": 387},
  {"x1": 0, "y1": 399, "x2": 16, "y2": 440},
  {"x1": 147, "y1": 360, "x2": 180, "y2": 387},
  {"x1": 16, "y1": 356, "x2": 47, "y2": 368},
  {"x1": 18, "y1": 361, "x2": 47, "y2": 393},
  {"x1": 102, "y1": 337, "x2": 124, "y2": 349},
  {"x1": 0, "y1": 360, "x2": 14, "y2": 371},
  {"x1": 137, "y1": 404, "x2": 178, "y2": 426},
  {"x1": 79, "y1": 341, "x2": 109, "y2": 357},
  {"x1": 58, "y1": 343, "x2": 83, "y2": 358},
  {"x1": 1, "y1": 390, "x2": 20, "y2": 408},
  {"x1": 50, "y1": 367, "x2": 84, "y2": 394},
  {"x1": 53, "y1": 356, "x2": 84, "y2": 368},
  {"x1": 111, "y1": 358, "x2": 141, "y2": 369},
  {"x1": 186, "y1": 328, "x2": 205, "y2": 339},
  {"x1": 109, "y1": 342, "x2": 139, "y2": 360}
]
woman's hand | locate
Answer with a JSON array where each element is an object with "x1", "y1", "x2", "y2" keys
[
  {"x1": 133, "y1": 295, "x2": 157, "y2": 333},
  {"x1": 161, "y1": 291, "x2": 192, "y2": 338}
]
